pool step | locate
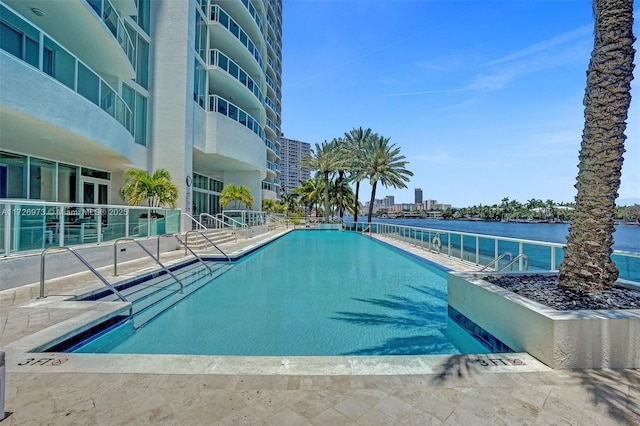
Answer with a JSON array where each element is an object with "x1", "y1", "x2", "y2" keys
[
  {"x1": 132, "y1": 263, "x2": 234, "y2": 329},
  {"x1": 97, "y1": 262, "x2": 234, "y2": 328}
]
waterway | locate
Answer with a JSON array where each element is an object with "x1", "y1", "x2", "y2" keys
[{"x1": 369, "y1": 218, "x2": 640, "y2": 253}]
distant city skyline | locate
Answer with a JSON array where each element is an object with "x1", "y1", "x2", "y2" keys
[{"x1": 281, "y1": 1, "x2": 639, "y2": 208}]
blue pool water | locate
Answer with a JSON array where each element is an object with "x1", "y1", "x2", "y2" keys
[{"x1": 75, "y1": 231, "x2": 490, "y2": 356}]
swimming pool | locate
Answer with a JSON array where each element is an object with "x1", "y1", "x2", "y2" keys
[{"x1": 69, "y1": 231, "x2": 493, "y2": 356}]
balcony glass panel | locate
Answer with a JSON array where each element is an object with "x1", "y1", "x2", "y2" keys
[
  {"x1": 228, "y1": 104, "x2": 238, "y2": 121},
  {"x1": 217, "y1": 98, "x2": 228, "y2": 115},
  {"x1": 43, "y1": 36, "x2": 75, "y2": 90},
  {"x1": 25, "y1": 36, "x2": 38, "y2": 68},
  {"x1": 134, "y1": 92, "x2": 147, "y2": 146},
  {"x1": 136, "y1": 36, "x2": 149, "y2": 89},
  {"x1": 77, "y1": 62, "x2": 100, "y2": 106}
]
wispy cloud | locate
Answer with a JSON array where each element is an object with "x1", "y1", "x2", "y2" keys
[
  {"x1": 289, "y1": 31, "x2": 423, "y2": 88},
  {"x1": 378, "y1": 87, "x2": 476, "y2": 98},
  {"x1": 486, "y1": 24, "x2": 592, "y2": 67}
]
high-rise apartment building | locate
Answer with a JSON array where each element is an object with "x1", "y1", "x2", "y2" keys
[
  {"x1": 280, "y1": 136, "x2": 310, "y2": 194},
  {"x1": 414, "y1": 188, "x2": 423, "y2": 204},
  {"x1": 0, "y1": 0, "x2": 282, "y2": 225}
]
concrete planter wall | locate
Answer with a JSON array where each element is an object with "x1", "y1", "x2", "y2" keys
[{"x1": 447, "y1": 271, "x2": 640, "y2": 369}]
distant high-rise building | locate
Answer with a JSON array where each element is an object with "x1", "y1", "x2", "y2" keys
[
  {"x1": 415, "y1": 188, "x2": 423, "y2": 204},
  {"x1": 384, "y1": 196, "x2": 395, "y2": 207},
  {"x1": 280, "y1": 137, "x2": 311, "y2": 194}
]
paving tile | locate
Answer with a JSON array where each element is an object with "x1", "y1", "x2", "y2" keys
[
  {"x1": 374, "y1": 394, "x2": 414, "y2": 419},
  {"x1": 353, "y1": 407, "x2": 397, "y2": 425},
  {"x1": 290, "y1": 391, "x2": 340, "y2": 419},
  {"x1": 333, "y1": 395, "x2": 372, "y2": 419},
  {"x1": 310, "y1": 407, "x2": 351, "y2": 425},
  {"x1": 265, "y1": 407, "x2": 312, "y2": 426}
]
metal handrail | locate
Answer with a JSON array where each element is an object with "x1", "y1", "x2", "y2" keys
[
  {"x1": 215, "y1": 213, "x2": 247, "y2": 229},
  {"x1": 113, "y1": 238, "x2": 185, "y2": 293},
  {"x1": 183, "y1": 230, "x2": 231, "y2": 262},
  {"x1": 499, "y1": 254, "x2": 529, "y2": 272},
  {"x1": 183, "y1": 212, "x2": 206, "y2": 229},
  {"x1": 40, "y1": 247, "x2": 129, "y2": 305},
  {"x1": 174, "y1": 232, "x2": 221, "y2": 266},
  {"x1": 198, "y1": 213, "x2": 228, "y2": 229},
  {"x1": 480, "y1": 252, "x2": 514, "y2": 271}
]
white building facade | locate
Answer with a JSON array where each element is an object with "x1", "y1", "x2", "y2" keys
[{"x1": 0, "y1": 0, "x2": 282, "y2": 224}]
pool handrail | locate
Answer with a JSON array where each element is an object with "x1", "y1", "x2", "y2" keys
[
  {"x1": 113, "y1": 237, "x2": 185, "y2": 293},
  {"x1": 183, "y1": 212, "x2": 206, "y2": 229},
  {"x1": 480, "y1": 252, "x2": 514, "y2": 271},
  {"x1": 501, "y1": 254, "x2": 529, "y2": 272},
  {"x1": 183, "y1": 230, "x2": 231, "y2": 262},
  {"x1": 175, "y1": 232, "x2": 222, "y2": 266},
  {"x1": 40, "y1": 246, "x2": 129, "y2": 307}
]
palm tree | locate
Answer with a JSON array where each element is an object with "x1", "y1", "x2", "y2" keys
[
  {"x1": 364, "y1": 135, "x2": 413, "y2": 223},
  {"x1": 329, "y1": 177, "x2": 356, "y2": 219},
  {"x1": 262, "y1": 198, "x2": 277, "y2": 213},
  {"x1": 301, "y1": 140, "x2": 345, "y2": 223},
  {"x1": 220, "y1": 184, "x2": 254, "y2": 209},
  {"x1": 297, "y1": 176, "x2": 324, "y2": 217},
  {"x1": 279, "y1": 191, "x2": 299, "y2": 218},
  {"x1": 344, "y1": 127, "x2": 374, "y2": 222},
  {"x1": 119, "y1": 168, "x2": 179, "y2": 209},
  {"x1": 557, "y1": 0, "x2": 635, "y2": 294}
]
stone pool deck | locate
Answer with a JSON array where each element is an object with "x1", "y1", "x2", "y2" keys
[{"x1": 1, "y1": 228, "x2": 638, "y2": 425}]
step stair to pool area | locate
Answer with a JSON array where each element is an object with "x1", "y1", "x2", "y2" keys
[
  {"x1": 184, "y1": 228, "x2": 237, "y2": 250},
  {"x1": 95, "y1": 261, "x2": 234, "y2": 328}
]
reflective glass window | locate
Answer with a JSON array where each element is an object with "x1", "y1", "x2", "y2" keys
[
  {"x1": 77, "y1": 63, "x2": 100, "y2": 106},
  {"x1": 218, "y1": 53, "x2": 228, "y2": 70},
  {"x1": 228, "y1": 61, "x2": 238, "y2": 79},
  {"x1": 0, "y1": 151, "x2": 26, "y2": 198},
  {"x1": 228, "y1": 104, "x2": 238, "y2": 120},
  {"x1": 29, "y1": 158, "x2": 56, "y2": 201},
  {"x1": 217, "y1": 98, "x2": 227, "y2": 115}
]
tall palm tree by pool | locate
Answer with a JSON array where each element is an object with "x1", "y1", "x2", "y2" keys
[
  {"x1": 302, "y1": 140, "x2": 346, "y2": 223},
  {"x1": 557, "y1": 0, "x2": 635, "y2": 293},
  {"x1": 297, "y1": 176, "x2": 324, "y2": 217},
  {"x1": 344, "y1": 127, "x2": 374, "y2": 222},
  {"x1": 365, "y1": 135, "x2": 413, "y2": 223}
]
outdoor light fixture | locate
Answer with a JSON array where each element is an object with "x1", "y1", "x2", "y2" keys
[{"x1": 30, "y1": 8, "x2": 45, "y2": 16}]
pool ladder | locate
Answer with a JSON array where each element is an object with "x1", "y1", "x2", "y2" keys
[{"x1": 480, "y1": 252, "x2": 529, "y2": 272}]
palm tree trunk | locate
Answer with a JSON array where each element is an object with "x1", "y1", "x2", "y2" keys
[
  {"x1": 367, "y1": 181, "x2": 378, "y2": 224},
  {"x1": 557, "y1": 0, "x2": 635, "y2": 293},
  {"x1": 354, "y1": 181, "x2": 360, "y2": 223},
  {"x1": 324, "y1": 171, "x2": 330, "y2": 223}
]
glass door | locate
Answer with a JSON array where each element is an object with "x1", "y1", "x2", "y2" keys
[{"x1": 80, "y1": 178, "x2": 109, "y2": 226}]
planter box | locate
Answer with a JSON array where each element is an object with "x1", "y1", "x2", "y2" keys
[{"x1": 447, "y1": 271, "x2": 640, "y2": 369}]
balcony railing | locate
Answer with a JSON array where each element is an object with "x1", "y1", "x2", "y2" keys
[
  {"x1": 208, "y1": 95, "x2": 265, "y2": 140},
  {"x1": 0, "y1": 3, "x2": 133, "y2": 134},
  {"x1": 1, "y1": 200, "x2": 181, "y2": 256},
  {"x1": 209, "y1": 4, "x2": 264, "y2": 72},
  {"x1": 209, "y1": 49, "x2": 264, "y2": 105},
  {"x1": 85, "y1": 0, "x2": 135, "y2": 68}
]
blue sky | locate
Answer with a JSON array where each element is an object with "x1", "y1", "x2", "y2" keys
[{"x1": 280, "y1": 0, "x2": 640, "y2": 208}]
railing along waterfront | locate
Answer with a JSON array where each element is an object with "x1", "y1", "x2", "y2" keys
[
  {"x1": 1, "y1": 200, "x2": 181, "y2": 256},
  {"x1": 343, "y1": 221, "x2": 640, "y2": 283}
]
